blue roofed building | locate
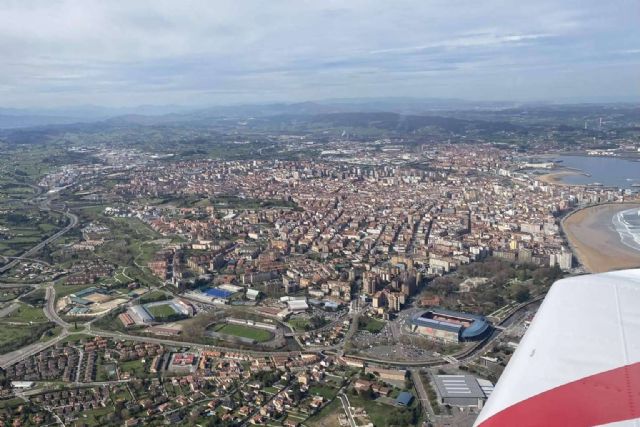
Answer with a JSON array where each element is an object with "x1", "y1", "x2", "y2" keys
[
  {"x1": 410, "y1": 308, "x2": 491, "y2": 343},
  {"x1": 396, "y1": 391, "x2": 414, "y2": 406},
  {"x1": 203, "y1": 287, "x2": 233, "y2": 299}
]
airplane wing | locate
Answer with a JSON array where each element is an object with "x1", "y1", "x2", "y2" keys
[{"x1": 475, "y1": 269, "x2": 640, "y2": 427}]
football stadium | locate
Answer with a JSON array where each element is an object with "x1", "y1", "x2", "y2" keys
[{"x1": 410, "y1": 308, "x2": 491, "y2": 343}]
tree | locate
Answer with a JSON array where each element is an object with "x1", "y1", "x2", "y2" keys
[
  {"x1": 509, "y1": 284, "x2": 530, "y2": 303},
  {"x1": 358, "y1": 387, "x2": 375, "y2": 400}
]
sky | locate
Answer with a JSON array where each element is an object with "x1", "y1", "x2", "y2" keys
[{"x1": 0, "y1": 0, "x2": 639, "y2": 108}]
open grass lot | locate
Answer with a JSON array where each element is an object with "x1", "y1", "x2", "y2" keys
[
  {"x1": 288, "y1": 317, "x2": 310, "y2": 332},
  {"x1": 0, "y1": 301, "x2": 59, "y2": 354},
  {"x1": 59, "y1": 333, "x2": 93, "y2": 345},
  {"x1": 55, "y1": 283, "x2": 94, "y2": 300},
  {"x1": 213, "y1": 323, "x2": 273, "y2": 342},
  {"x1": 0, "y1": 326, "x2": 38, "y2": 352},
  {"x1": 146, "y1": 303, "x2": 177, "y2": 319},
  {"x1": 138, "y1": 289, "x2": 170, "y2": 304},
  {"x1": 4, "y1": 302, "x2": 48, "y2": 322},
  {"x1": 0, "y1": 210, "x2": 64, "y2": 257},
  {"x1": 75, "y1": 208, "x2": 166, "y2": 287},
  {"x1": 19, "y1": 288, "x2": 46, "y2": 306},
  {"x1": 360, "y1": 316, "x2": 386, "y2": 333},
  {"x1": 119, "y1": 359, "x2": 149, "y2": 378},
  {"x1": 0, "y1": 183, "x2": 36, "y2": 199},
  {"x1": 347, "y1": 393, "x2": 420, "y2": 427},
  {"x1": 0, "y1": 397, "x2": 25, "y2": 421},
  {"x1": 308, "y1": 384, "x2": 339, "y2": 400},
  {"x1": 0, "y1": 322, "x2": 57, "y2": 354},
  {"x1": 263, "y1": 386, "x2": 280, "y2": 394},
  {"x1": 113, "y1": 217, "x2": 161, "y2": 239},
  {"x1": 0, "y1": 287, "x2": 28, "y2": 303},
  {"x1": 305, "y1": 398, "x2": 342, "y2": 427},
  {"x1": 74, "y1": 406, "x2": 114, "y2": 426}
]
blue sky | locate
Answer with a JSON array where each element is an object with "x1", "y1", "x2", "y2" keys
[{"x1": 0, "y1": 0, "x2": 638, "y2": 107}]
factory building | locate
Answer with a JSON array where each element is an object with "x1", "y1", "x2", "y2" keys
[{"x1": 432, "y1": 375, "x2": 493, "y2": 408}]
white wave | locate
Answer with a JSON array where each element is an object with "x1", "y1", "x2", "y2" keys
[{"x1": 612, "y1": 208, "x2": 640, "y2": 253}]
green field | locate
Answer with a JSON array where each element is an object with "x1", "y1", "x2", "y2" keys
[
  {"x1": 305, "y1": 398, "x2": 342, "y2": 426},
  {"x1": 55, "y1": 284, "x2": 94, "y2": 300},
  {"x1": 288, "y1": 318, "x2": 310, "y2": 332},
  {"x1": 119, "y1": 359, "x2": 148, "y2": 378},
  {"x1": 146, "y1": 303, "x2": 177, "y2": 319},
  {"x1": 0, "y1": 210, "x2": 63, "y2": 257},
  {"x1": 5, "y1": 303, "x2": 48, "y2": 322},
  {"x1": 347, "y1": 393, "x2": 420, "y2": 426},
  {"x1": 138, "y1": 289, "x2": 171, "y2": 304},
  {"x1": 360, "y1": 317, "x2": 386, "y2": 333},
  {"x1": 308, "y1": 384, "x2": 339, "y2": 400},
  {"x1": 0, "y1": 288, "x2": 27, "y2": 303},
  {"x1": 0, "y1": 322, "x2": 57, "y2": 354},
  {"x1": 213, "y1": 323, "x2": 273, "y2": 342},
  {"x1": 0, "y1": 301, "x2": 56, "y2": 354}
]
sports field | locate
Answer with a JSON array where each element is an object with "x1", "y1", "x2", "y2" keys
[
  {"x1": 214, "y1": 323, "x2": 273, "y2": 342},
  {"x1": 146, "y1": 303, "x2": 177, "y2": 319}
]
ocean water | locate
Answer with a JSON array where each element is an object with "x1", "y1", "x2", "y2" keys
[
  {"x1": 612, "y1": 208, "x2": 640, "y2": 253},
  {"x1": 554, "y1": 155, "x2": 640, "y2": 189}
]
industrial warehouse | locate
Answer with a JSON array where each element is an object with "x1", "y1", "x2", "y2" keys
[
  {"x1": 410, "y1": 308, "x2": 491, "y2": 343},
  {"x1": 433, "y1": 374, "x2": 494, "y2": 408}
]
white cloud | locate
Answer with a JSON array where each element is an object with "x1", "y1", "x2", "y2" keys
[{"x1": 0, "y1": 0, "x2": 637, "y2": 106}]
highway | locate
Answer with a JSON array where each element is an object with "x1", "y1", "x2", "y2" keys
[
  {"x1": 0, "y1": 283, "x2": 72, "y2": 368},
  {"x1": 0, "y1": 200, "x2": 78, "y2": 275},
  {"x1": 44, "y1": 284, "x2": 71, "y2": 329},
  {"x1": 0, "y1": 331, "x2": 69, "y2": 369}
]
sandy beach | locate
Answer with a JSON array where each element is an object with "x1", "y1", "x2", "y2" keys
[
  {"x1": 538, "y1": 170, "x2": 589, "y2": 185},
  {"x1": 563, "y1": 203, "x2": 640, "y2": 273}
]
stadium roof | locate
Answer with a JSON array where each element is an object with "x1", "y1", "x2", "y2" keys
[
  {"x1": 461, "y1": 318, "x2": 490, "y2": 339},
  {"x1": 130, "y1": 305, "x2": 153, "y2": 323},
  {"x1": 411, "y1": 316, "x2": 462, "y2": 333},
  {"x1": 410, "y1": 307, "x2": 490, "y2": 338},
  {"x1": 429, "y1": 307, "x2": 486, "y2": 322}
]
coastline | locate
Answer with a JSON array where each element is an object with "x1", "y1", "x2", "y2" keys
[
  {"x1": 538, "y1": 169, "x2": 589, "y2": 185},
  {"x1": 562, "y1": 203, "x2": 640, "y2": 273}
]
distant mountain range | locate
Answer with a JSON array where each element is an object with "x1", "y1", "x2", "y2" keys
[
  {"x1": 0, "y1": 98, "x2": 533, "y2": 129},
  {"x1": 0, "y1": 98, "x2": 637, "y2": 132}
]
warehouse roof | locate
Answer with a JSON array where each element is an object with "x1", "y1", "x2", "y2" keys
[
  {"x1": 288, "y1": 299, "x2": 309, "y2": 311},
  {"x1": 434, "y1": 375, "x2": 486, "y2": 399}
]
